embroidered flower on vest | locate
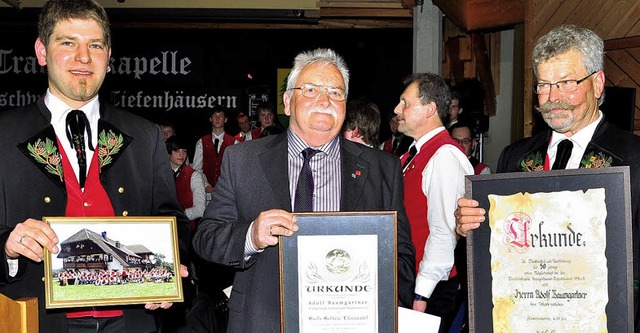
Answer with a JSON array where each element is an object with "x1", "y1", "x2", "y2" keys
[
  {"x1": 27, "y1": 138, "x2": 63, "y2": 182},
  {"x1": 98, "y1": 129, "x2": 124, "y2": 170},
  {"x1": 581, "y1": 151, "x2": 612, "y2": 168},
  {"x1": 520, "y1": 152, "x2": 544, "y2": 172}
]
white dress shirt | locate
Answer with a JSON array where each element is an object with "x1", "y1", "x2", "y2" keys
[
  {"x1": 173, "y1": 166, "x2": 207, "y2": 220},
  {"x1": 547, "y1": 111, "x2": 603, "y2": 169},
  {"x1": 409, "y1": 127, "x2": 474, "y2": 298}
]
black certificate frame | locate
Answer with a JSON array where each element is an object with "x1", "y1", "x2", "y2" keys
[
  {"x1": 466, "y1": 166, "x2": 633, "y2": 332},
  {"x1": 279, "y1": 211, "x2": 398, "y2": 333}
]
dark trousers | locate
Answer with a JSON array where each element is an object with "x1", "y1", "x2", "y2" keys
[
  {"x1": 66, "y1": 316, "x2": 125, "y2": 333},
  {"x1": 425, "y1": 276, "x2": 460, "y2": 333}
]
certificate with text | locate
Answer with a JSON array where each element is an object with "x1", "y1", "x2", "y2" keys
[
  {"x1": 279, "y1": 212, "x2": 398, "y2": 333},
  {"x1": 466, "y1": 167, "x2": 633, "y2": 332}
]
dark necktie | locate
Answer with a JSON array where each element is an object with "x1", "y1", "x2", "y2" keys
[
  {"x1": 402, "y1": 145, "x2": 417, "y2": 169},
  {"x1": 552, "y1": 139, "x2": 573, "y2": 170},
  {"x1": 392, "y1": 137, "x2": 399, "y2": 152},
  {"x1": 294, "y1": 148, "x2": 320, "y2": 212},
  {"x1": 214, "y1": 138, "x2": 220, "y2": 154},
  {"x1": 173, "y1": 165, "x2": 182, "y2": 180},
  {"x1": 66, "y1": 110, "x2": 94, "y2": 188}
]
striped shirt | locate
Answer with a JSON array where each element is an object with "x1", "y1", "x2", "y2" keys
[{"x1": 287, "y1": 129, "x2": 342, "y2": 212}]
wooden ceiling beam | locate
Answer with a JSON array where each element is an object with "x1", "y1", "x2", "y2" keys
[
  {"x1": 320, "y1": 7, "x2": 412, "y2": 17},
  {"x1": 432, "y1": 0, "x2": 524, "y2": 32},
  {"x1": 318, "y1": 1, "x2": 406, "y2": 9}
]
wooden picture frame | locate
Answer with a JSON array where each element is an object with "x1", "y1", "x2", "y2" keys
[{"x1": 43, "y1": 216, "x2": 183, "y2": 309}]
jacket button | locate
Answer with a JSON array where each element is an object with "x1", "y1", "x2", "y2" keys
[
  {"x1": 83, "y1": 202, "x2": 89, "y2": 207},
  {"x1": 122, "y1": 210, "x2": 129, "y2": 216},
  {"x1": 118, "y1": 187, "x2": 124, "y2": 193},
  {"x1": 44, "y1": 197, "x2": 51, "y2": 204}
]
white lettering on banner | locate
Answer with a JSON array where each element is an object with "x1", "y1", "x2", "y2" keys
[
  {"x1": 111, "y1": 90, "x2": 238, "y2": 111},
  {"x1": 0, "y1": 49, "x2": 192, "y2": 80},
  {"x1": 0, "y1": 49, "x2": 46, "y2": 75},
  {"x1": 110, "y1": 51, "x2": 192, "y2": 80},
  {"x1": 0, "y1": 90, "x2": 43, "y2": 108}
]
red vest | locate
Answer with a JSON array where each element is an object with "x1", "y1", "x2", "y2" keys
[
  {"x1": 402, "y1": 130, "x2": 462, "y2": 278},
  {"x1": 201, "y1": 133, "x2": 234, "y2": 188},
  {"x1": 474, "y1": 162, "x2": 489, "y2": 175},
  {"x1": 175, "y1": 164, "x2": 195, "y2": 212},
  {"x1": 251, "y1": 127, "x2": 262, "y2": 140},
  {"x1": 58, "y1": 139, "x2": 122, "y2": 318},
  {"x1": 382, "y1": 138, "x2": 393, "y2": 153}
]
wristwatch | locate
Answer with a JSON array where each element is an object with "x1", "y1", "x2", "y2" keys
[{"x1": 414, "y1": 294, "x2": 429, "y2": 302}]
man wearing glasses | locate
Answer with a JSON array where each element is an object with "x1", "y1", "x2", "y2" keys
[
  {"x1": 455, "y1": 25, "x2": 640, "y2": 331},
  {"x1": 193, "y1": 48, "x2": 415, "y2": 333},
  {"x1": 449, "y1": 122, "x2": 491, "y2": 175}
]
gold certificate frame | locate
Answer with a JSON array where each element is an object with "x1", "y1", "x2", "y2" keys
[
  {"x1": 43, "y1": 216, "x2": 183, "y2": 309},
  {"x1": 279, "y1": 211, "x2": 398, "y2": 333}
]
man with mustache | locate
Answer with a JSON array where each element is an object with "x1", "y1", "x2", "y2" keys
[
  {"x1": 394, "y1": 73, "x2": 473, "y2": 332},
  {"x1": 193, "y1": 48, "x2": 415, "y2": 332},
  {"x1": 455, "y1": 24, "x2": 640, "y2": 330}
]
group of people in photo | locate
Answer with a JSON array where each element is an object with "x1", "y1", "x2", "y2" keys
[{"x1": 57, "y1": 268, "x2": 174, "y2": 286}]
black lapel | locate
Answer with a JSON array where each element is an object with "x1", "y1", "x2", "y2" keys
[
  {"x1": 515, "y1": 130, "x2": 551, "y2": 172},
  {"x1": 259, "y1": 133, "x2": 292, "y2": 211},
  {"x1": 95, "y1": 119, "x2": 133, "y2": 175},
  {"x1": 579, "y1": 122, "x2": 621, "y2": 168},
  {"x1": 17, "y1": 125, "x2": 66, "y2": 191},
  {"x1": 340, "y1": 138, "x2": 369, "y2": 210}
]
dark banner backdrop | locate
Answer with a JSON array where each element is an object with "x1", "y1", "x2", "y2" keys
[{"x1": 0, "y1": 26, "x2": 412, "y2": 149}]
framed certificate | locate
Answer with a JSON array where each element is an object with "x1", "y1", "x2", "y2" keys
[
  {"x1": 466, "y1": 167, "x2": 633, "y2": 332},
  {"x1": 279, "y1": 211, "x2": 398, "y2": 333},
  {"x1": 43, "y1": 216, "x2": 183, "y2": 309}
]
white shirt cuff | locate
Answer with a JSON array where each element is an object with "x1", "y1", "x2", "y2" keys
[{"x1": 244, "y1": 221, "x2": 264, "y2": 260}]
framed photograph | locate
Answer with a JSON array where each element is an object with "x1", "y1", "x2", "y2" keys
[
  {"x1": 43, "y1": 216, "x2": 183, "y2": 309},
  {"x1": 466, "y1": 167, "x2": 633, "y2": 332},
  {"x1": 279, "y1": 211, "x2": 398, "y2": 333}
]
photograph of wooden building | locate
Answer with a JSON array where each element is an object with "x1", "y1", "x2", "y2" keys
[{"x1": 57, "y1": 228, "x2": 156, "y2": 272}]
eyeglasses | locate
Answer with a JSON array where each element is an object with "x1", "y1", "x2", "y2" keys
[
  {"x1": 452, "y1": 138, "x2": 472, "y2": 145},
  {"x1": 533, "y1": 71, "x2": 597, "y2": 94},
  {"x1": 289, "y1": 83, "x2": 347, "y2": 102}
]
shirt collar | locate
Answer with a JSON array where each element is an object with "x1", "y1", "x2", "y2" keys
[
  {"x1": 411, "y1": 126, "x2": 446, "y2": 153},
  {"x1": 287, "y1": 129, "x2": 340, "y2": 160},
  {"x1": 45, "y1": 89, "x2": 100, "y2": 126},
  {"x1": 212, "y1": 131, "x2": 226, "y2": 140},
  {"x1": 549, "y1": 111, "x2": 603, "y2": 151}
]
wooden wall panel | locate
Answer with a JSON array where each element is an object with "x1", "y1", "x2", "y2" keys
[{"x1": 594, "y1": 1, "x2": 636, "y2": 39}]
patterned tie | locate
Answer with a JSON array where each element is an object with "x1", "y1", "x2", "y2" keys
[
  {"x1": 294, "y1": 148, "x2": 320, "y2": 212},
  {"x1": 402, "y1": 145, "x2": 417, "y2": 169},
  {"x1": 214, "y1": 138, "x2": 220, "y2": 155},
  {"x1": 65, "y1": 110, "x2": 93, "y2": 188},
  {"x1": 552, "y1": 139, "x2": 573, "y2": 170}
]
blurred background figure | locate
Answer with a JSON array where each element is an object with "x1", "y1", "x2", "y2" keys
[
  {"x1": 380, "y1": 114, "x2": 412, "y2": 156},
  {"x1": 342, "y1": 98, "x2": 381, "y2": 148},
  {"x1": 159, "y1": 120, "x2": 177, "y2": 141},
  {"x1": 235, "y1": 112, "x2": 255, "y2": 142},
  {"x1": 449, "y1": 122, "x2": 491, "y2": 175}
]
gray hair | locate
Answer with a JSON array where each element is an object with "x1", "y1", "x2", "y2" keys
[
  {"x1": 533, "y1": 25, "x2": 604, "y2": 105},
  {"x1": 286, "y1": 48, "x2": 350, "y2": 96}
]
